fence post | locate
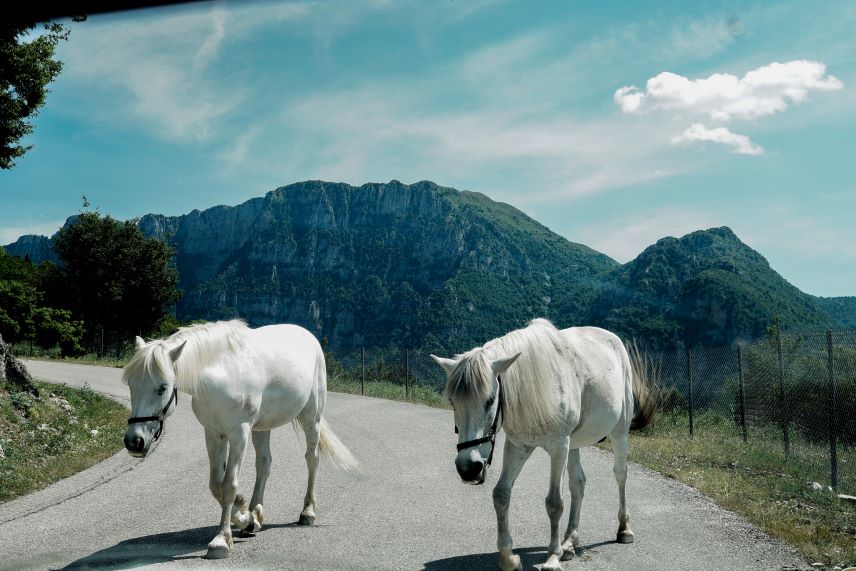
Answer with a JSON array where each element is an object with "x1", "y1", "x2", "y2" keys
[
  {"x1": 737, "y1": 345, "x2": 748, "y2": 443},
  {"x1": 827, "y1": 331, "x2": 839, "y2": 490},
  {"x1": 361, "y1": 347, "x2": 365, "y2": 396},
  {"x1": 405, "y1": 348, "x2": 410, "y2": 400},
  {"x1": 776, "y1": 332, "x2": 790, "y2": 455},
  {"x1": 686, "y1": 347, "x2": 694, "y2": 437}
]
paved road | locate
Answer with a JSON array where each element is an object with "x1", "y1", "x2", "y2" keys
[{"x1": 0, "y1": 360, "x2": 808, "y2": 570}]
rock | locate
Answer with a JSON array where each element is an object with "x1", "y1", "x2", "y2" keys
[
  {"x1": 811, "y1": 563, "x2": 824, "y2": 568},
  {"x1": 0, "y1": 334, "x2": 38, "y2": 396},
  {"x1": 0, "y1": 442, "x2": 5, "y2": 460},
  {"x1": 90, "y1": 429, "x2": 99, "y2": 437},
  {"x1": 838, "y1": 494, "x2": 856, "y2": 502},
  {"x1": 811, "y1": 482, "x2": 824, "y2": 491}
]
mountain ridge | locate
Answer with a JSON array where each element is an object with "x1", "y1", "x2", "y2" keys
[{"x1": 3, "y1": 180, "x2": 849, "y2": 350}]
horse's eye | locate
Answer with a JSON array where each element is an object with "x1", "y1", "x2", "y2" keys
[
  {"x1": 485, "y1": 395, "x2": 496, "y2": 410},
  {"x1": 157, "y1": 385, "x2": 167, "y2": 396}
]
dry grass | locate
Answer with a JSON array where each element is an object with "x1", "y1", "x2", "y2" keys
[{"x1": 600, "y1": 412, "x2": 856, "y2": 567}]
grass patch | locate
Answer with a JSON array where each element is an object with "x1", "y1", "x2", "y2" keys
[
  {"x1": 600, "y1": 411, "x2": 856, "y2": 567},
  {"x1": 11, "y1": 343, "x2": 130, "y2": 368},
  {"x1": 0, "y1": 380, "x2": 128, "y2": 503}
]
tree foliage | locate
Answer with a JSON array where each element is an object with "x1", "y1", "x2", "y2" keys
[
  {"x1": 0, "y1": 249, "x2": 83, "y2": 355},
  {"x1": 51, "y1": 211, "x2": 182, "y2": 354},
  {"x1": 0, "y1": 21, "x2": 69, "y2": 169}
]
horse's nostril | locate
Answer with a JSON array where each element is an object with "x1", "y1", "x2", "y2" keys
[{"x1": 134, "y1": 437, "x2": 144, "y2": 451}]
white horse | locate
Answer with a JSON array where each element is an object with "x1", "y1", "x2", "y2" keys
[
  {"x1": 431, "y1": 318, "x2": 656, "y2": 571},
  {"x1": 122, "y1": 320, "x2": 357, "y2": 559}
]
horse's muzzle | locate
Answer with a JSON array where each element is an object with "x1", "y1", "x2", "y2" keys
[
  {"x1": 124, "y1": 433, "x2": 147, "y2": 457},
  {"x1": 456, "y1": 458, "x2": 486, "y2": 484}
]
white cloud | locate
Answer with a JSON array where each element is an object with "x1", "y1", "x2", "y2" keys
[
  {"x1": 615, "y1": 60, "x2": 842, "y2": 121},
  {"x1": 672, "y1": 123, "x2": 764, "y2": 155},
  {"x1": 615, "y1": 60, "x2": 842, "y2": 157}
]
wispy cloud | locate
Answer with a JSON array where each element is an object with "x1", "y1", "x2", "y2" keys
[
  {"x1": 672, "y1": 123, "x2": 765, "y2": 155},
  {"x1": 59, "y1": 2, "x2": 310, "y2": 143}
]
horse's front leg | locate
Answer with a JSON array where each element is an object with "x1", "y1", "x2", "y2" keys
[
  {"x1": 493, "y1": 440, "x2": 533, "y2": 571},
  {"x1": 204, "y1": 428, "x2": 227, "y2": 508},
  {"x1": 206, "y1": 423, "x2": 250, "y2": 559},
  {"x1": 541, "y1": 437, "x2": 570, "y2": 571}
]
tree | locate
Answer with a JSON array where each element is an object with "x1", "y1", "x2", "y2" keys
[
  {"x1": 0, "y1": 21, "x2": 69, "y2": 169},
  {"x1": 51, "y1": 211, "x2": 183, "y2": 354}
]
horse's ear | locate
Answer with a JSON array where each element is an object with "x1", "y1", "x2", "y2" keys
[
  {"x1": 135, "y1": 336, "x2": 146, "y2": 350},
  {"x1": 169, "y1": 340, "x2": 187, "y2": 363},
  {"x1": 492, "y1": 353, "x2": 521, "y2": 376},
  {"x1": 430, "y1": 354, "x2": 457, "y2": 376}
]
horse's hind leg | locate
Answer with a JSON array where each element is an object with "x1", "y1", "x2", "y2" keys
[
  {"x1": 245, "y1": 430, "x2": 271, "y2": 533},
  {"x1": 611, "y1": 428, "x2": 635, "y2": 544},
  {"x1": 206, "y1": 423, "x2": 250, "y2": 559},
  {"x1": 297, "y1": 408, "x2": 321, "y2": 525},
  {"x1": 561, "y1": 447, "x2": 586, "y2": 560}
]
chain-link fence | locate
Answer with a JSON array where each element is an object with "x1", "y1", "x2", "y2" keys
[
  {"x1": 328, "y1": 330, "x2": 856, "y2": 494},
  {"x1": 626, "y1": 331, "x2": 854, "y2": 494}
]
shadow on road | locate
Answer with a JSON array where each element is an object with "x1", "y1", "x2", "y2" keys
[
  {"x1": 58, "y1": 522, "x2": 318, "y2": 569},
  {"x1": 422, "y1": 540, "x2": 620, "y2": 570}
]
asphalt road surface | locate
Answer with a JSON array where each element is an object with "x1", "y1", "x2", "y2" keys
[{"x1": 0, "y1": 360, "x2": 808, "y2": 570}]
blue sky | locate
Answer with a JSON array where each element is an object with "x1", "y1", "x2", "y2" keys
[{"x1": 1, "y1": 0, "x2": 854, "y2": 296}]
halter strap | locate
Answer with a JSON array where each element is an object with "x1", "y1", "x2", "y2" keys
[
  {"x1": 127, "y1": 386, "x2": 178, "y2": 441},
  {"x1": 455, "y1": 376, "x2": 503, "y2": 467}
]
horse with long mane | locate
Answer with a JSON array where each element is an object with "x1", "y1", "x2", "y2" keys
[
  {"x1": 431, "y1": 318, "x2": 656, "y2": 571},
  {"x1": 123, "y1": 320, "x2": 357, "y2": 559}
]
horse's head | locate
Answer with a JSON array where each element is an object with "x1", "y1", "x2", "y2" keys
[
  {"x1": 431, "y1": 351, "x2": 520, "y2": 485},
  {"x1": 122, "y1": 336, "x2": 185, "y2": 457}
]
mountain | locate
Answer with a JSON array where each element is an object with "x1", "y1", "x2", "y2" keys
[
  {"x1": 816, "y1": 296, "x2": 856, "y2": 329},
  {"x1": 3, "y1": 181, "x2": 848, "y2": 350},
  {"x1": 3, "y1": 234, "x2": 57, "y2": 264},
  {"x1": 590, "y1": 227, "x2": 834, "y2": 347},
  {"x1": 135, "y1": 180, "x2": 617, "y2": 350}
]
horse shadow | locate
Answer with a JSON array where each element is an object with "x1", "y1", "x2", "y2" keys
[
  {"x1": 422, "y1": 540, "x2": 618, "y2": 570},
  {"x1": 57, "y1": 522, "x2": 309, "y2": 570}
]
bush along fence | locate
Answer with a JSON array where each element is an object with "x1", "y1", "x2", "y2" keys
[{"x1": 326, "y1": 329, "x2": 856, "y2": 495}]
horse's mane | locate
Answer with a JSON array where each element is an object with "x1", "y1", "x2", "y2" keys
[
  {"x1": 123, "y1": 320, "x2": 251, "y2": 393},
  {"x1": 444, "y1": 318, "x2": 565, "y2": 438}
]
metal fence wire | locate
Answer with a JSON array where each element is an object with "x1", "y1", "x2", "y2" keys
[{"x1": 327, "y1": 329, "x2": 855, "y2": 494}]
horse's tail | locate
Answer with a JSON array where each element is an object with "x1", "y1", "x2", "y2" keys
[
  {"x1": 318, "y1": 417, "x2": 359, "y2": 471},
  {"x1": 627, "y1": 341, "x2": 659, "y2": 431}
]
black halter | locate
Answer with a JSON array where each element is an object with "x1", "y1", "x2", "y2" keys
[
  {"x1": 127, "y1": 386, "x2": 178, "y2": 441},
  {"x1": 455, "y1": 376, "x2": 503, "y2": 467}
]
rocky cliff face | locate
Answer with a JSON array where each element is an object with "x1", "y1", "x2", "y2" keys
[
  {"x1": 135, "y1": 180, "x2": 616, "y2": 350},
  {"x1": 2, "y1": 235, "x2": 57, "y2": 264}
]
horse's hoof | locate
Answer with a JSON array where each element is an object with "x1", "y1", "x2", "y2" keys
[
  {"x1": 560, "y1": 545, "x2": 576, "y2": 561},
  {"x1": 297, "y1": 514, "x2": 315, "y2": 526},
  {"x1": 616, "y1": 530, "x2": 635, "y2": 544},
  {"x1": 541, "y1": 560, "x2": 562, "y2": 571},
  {"x1": 205, "y1": 543, "x2": 230, "y2": 559},
  {"x1": 499, "y1": 553, "x2": 522, "y2": 571}
]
